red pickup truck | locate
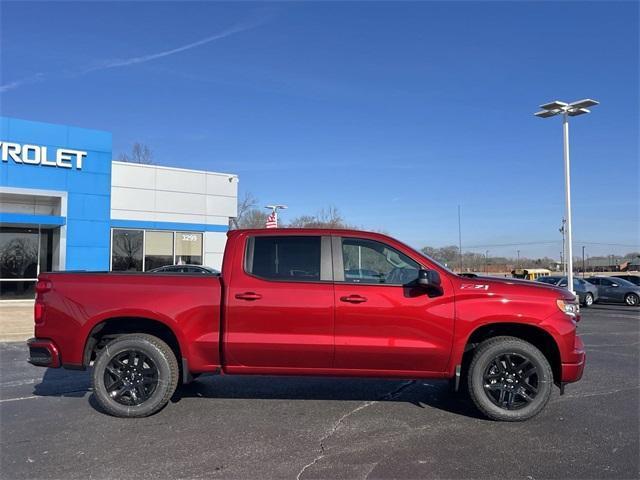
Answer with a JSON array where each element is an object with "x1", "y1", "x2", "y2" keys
[{"x1": 28, "y1": 229, "x2": 585, "y2": 421}]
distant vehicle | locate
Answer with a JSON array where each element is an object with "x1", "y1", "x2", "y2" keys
[
  {"x1": 147, "y1": 265, "x2": 219, "y2": 274},
  {"x1": 612, "y1": 275, "x2": 640, "y2": 287},
  {"x1": 512, "y1": 268, "x2": 551, "y2": 281},
  {"x1": 535, "y1": 276, "x2": 598, "y2": 307},
  {"x1": 585, "y1": 276, "x2": 640, "y2": 306}
]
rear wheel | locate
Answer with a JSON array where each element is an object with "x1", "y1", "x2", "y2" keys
[
  {"x1": 583, "y1": 293, "x2": 594, "y2": 307},
  {"x1": 468, "y1": 336, "x2": 553, "y2": 421},
  {"x1": 92, "y1": 334, "x2": 179, "y2": 417},
  {"x1": 624, "y1": 293, "x2": 639, "y2": 306}
]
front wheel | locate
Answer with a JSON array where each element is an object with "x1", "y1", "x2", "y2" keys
[
  {"x1": 92, "y1": 334, "x2": 179, "y2": 417},
  {"x1": 583, "y1": 293, "x2": 594, "y2": 307},
  {"x1": 625, "y1": 293, "x2": 639, "y2": 306},
  {"x1": 467, "y1": 336, "x2": 553, "y2": 421}
]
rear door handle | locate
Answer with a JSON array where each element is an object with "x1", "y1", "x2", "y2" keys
[
  {"x1": 235, "y1": 292, "x2": 262, "y2": 301},
  {"x1": 340, "y1": 295, "x2": 367, "y2": 304}
]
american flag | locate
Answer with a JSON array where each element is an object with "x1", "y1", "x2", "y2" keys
[{"x1": 265, "y1": 211, "x2": 278, "y2": 228}]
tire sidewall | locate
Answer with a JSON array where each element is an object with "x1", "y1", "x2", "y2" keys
[
  {"x1": 584, "y1": 293, "x2": 593, "y2": 307},
  {"x1": 625, "y1": 293, "x2": 639, "y2": 306},
  {"x1": 92, "y1": 336, "x2": 175, "y2": 417},
  {"x1": 469, "y1": 339, "x2": 552, "y2": 421}
]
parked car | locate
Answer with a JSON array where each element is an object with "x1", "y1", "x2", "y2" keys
[
  {"x1": 535, "y1": 276, "x2": 598, "y2": 307},
  {"x1": 585, "y1": 276, "x2": 640, "y2": 306},
  {"x1": 28, "y1": 228, "x2": 585, "y2": 421},
  {"x1": 147, "y1": 265, "x2": 219, "y2": 274},
  {"x1": 612, "y1": 274, "x2": 640, "y2": 287}
]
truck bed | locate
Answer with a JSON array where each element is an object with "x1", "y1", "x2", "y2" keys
[{"x1": 35, "y1": 272, "x2": 222, "y2": 372}]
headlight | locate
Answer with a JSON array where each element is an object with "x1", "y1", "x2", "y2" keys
[{"x1": 557, "y1": 299, "x2": 579, "y2": 317}]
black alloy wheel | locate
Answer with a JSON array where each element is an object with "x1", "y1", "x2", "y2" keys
[
  {"x1": 104, "y1": 350, "x2": 159, "y2": 406},
  {"x1": 468, "y1": 336, "x2": 552, "y2": 421},
  {"x1": 92, "y1": 334, "x2": 179, "y2": 417},
  {"x1": 482, "y1": 353, "x2": 538, "y2": 410}
]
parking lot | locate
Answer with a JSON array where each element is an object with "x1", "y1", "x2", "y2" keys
[{"x1": 1, "y1": 304, "x2": 638, "y2": 480}]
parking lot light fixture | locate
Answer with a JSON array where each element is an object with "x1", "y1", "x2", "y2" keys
[{"x1": 535, "y1": 99, "x2": 599, "y2": 294}]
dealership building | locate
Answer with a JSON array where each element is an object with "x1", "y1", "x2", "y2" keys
[{"x1": 0, "y1": 117, "x2": 238, "y2": 300}]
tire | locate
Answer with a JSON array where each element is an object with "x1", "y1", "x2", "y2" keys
[
  {"x1": 92, "y1": 334, "x2": 179, "y2": 418},
  {"x1": 583, "y1": 293, "x2": 594, "y2": 308},
  {"x1": 624, "y1": 293, "x2": 639, "y2": 307},
  {"x1": 467, "y1": 336, "x2": 553, "y2": 421}
]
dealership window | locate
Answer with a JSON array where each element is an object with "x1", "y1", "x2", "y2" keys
[
  {"x1": 175, "y1": 232, "x2": 203, "y2": 265},
  {"x1": 247, "y1": 236, "x2": 321, "y2": 281},
  {"x1": 144, "y1": 231, "x2": 174, "y2": 271},
  {"x1": 110, "y1": 229, "x2": 204, "y2": 271},
  {"x1": 111, "y1": 229, "x2": 143, "y2": 271},
  {"x1": 0, "y1": 227, "x2": 55, "y2": 300}
]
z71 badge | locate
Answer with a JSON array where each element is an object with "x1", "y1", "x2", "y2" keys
[{"x1": 460, "y1": 284, "x2": 490, "y2": 290}]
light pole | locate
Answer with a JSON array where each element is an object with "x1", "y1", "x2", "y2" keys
[
  {"x1": 485, "y1": 250, "x2": 489, "y2": 274},
  {"x1": 535, "y1": 98, "x2": 599, "y2": 293},
  {"x1": 517, "y1": 249, "x2": 520, "y2": 269},
  {"x1": 582, "y1": 246, "x2": 586, "y2": 278},
  {"x1": 265, "y1": 204, "x2": 287, "y2": 228}
]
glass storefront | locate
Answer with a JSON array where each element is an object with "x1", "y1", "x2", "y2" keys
[
  {"x1": 111, "y1": 229, "x2": 203, "y2": 272},
  {"x1": 0, "y1": 227, "x2": 54, "y2": 300},
  {"x1": 111, "y1": 229, "x2": 143, "y2": 271}
]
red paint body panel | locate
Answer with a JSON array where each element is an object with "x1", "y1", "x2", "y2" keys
[
  {"x1": 31, "y1": 228, "x2": 585, "y2": 386},
  {"x1": 34, "y1": 273, "x2": 222, "y2": 372}
]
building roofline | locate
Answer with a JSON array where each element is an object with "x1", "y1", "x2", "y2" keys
[{"x1": 111, "y1": 160, "x2": 238, "y2": 179}]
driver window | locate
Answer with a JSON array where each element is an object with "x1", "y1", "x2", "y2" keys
[{"x1": 341, "y1": 238, "x2": 420, "y2": 285}]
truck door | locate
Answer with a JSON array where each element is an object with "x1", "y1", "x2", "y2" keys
[
  {"x1": 224, "y1": 234, "x2": 335, "y2": 372},
  {"x1": 332, "y1": 236, "x2": 455, "y2": 374}
]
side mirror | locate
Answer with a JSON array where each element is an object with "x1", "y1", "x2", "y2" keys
[{"x1": 417, "y1": 269, "x2": 441, "y2": 289}]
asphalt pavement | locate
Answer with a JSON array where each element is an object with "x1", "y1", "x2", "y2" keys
[{"x1": 1, "y1": 304, "x2": 638, "y2": 479}]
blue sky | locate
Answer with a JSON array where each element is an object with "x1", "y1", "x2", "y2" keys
[{"x1": 1, "y1": 1, "x2": 638, "y2": 258}]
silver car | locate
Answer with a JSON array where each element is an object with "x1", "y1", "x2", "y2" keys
[
  {"x1": 585, "y1": 276, "x2": 640, "y2": 306},
  {"x1": 536, "y1": 276, "x2": 599, "y2": 307}
]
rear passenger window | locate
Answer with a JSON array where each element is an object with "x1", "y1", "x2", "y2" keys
[{"x1": 247, "y1": 236, "x2": 321, "y2": 282}]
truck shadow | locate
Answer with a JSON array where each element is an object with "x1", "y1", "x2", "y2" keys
[
  {"x1": 172, "y1": 375, "x2": 486, "y2": 420},
  {"x1": 29, "y1": 364, "x2": 484, "y2": 419},
  {"x1": 31, "y1": 366, "x2": 91, "y2": 398}
]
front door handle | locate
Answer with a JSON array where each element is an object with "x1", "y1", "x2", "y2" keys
[
  {"x1": 340, "y1": 295, "x2": 367, "y2": 304},
  {"x1": 235, "y1": 292, "x2": 262, "y2": 301}
]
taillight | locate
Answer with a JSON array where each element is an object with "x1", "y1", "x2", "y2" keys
[
  {"x1": 36, "y1": 279, "x2": 52, "y2": 294},
  {"x1": 34, "y1": 302, "x2": 45, "y2": 324}
]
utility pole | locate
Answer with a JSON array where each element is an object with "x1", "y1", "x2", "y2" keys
[
  {"x1": 485, "y1": 250, "x2": 489, "y2": 274},
  {"x1": 559, "y1": 218, "x2": 566, "y2": 275},
  {"x1": 517, "y1": 250, "x2": 520, "y2": 269}
]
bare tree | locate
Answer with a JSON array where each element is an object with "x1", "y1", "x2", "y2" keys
[
  {"x1": 238, "y1": 209, "x2": 270, "y2": 229},
  {"x1": 117, "y1": 142, "x2": 153, "y2": 164},
  {"x1": 287, "y1": 206, "x2": 353, "y2": 229},
  {"x1": 230, "y1": 192, "x2": 259, "y2": 229}
]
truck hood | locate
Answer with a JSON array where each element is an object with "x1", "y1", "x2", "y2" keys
[{"x1": 454, "y1": 275, "x2": 576, "y2": 300}]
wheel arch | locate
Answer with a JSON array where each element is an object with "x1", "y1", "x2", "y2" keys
[
  {"x1": 83, "y1": 317, "x2": 182, "y2": 368},
  {"x1": 461, "y1": 323, "x2": 562, "y2": 383}
]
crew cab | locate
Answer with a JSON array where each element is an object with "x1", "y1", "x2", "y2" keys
[{"x1": 28, "y1": 229, "x2": 585, "y2": 421}]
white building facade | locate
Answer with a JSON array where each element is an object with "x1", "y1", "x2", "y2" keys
[{"x1": 1, "y1": 117, "x2": 238, "y2": 300}]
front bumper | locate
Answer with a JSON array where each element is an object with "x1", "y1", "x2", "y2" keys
[
  {"x1": 27, "y1": 338, "x2": 61, "y2": 368},
  {"x1": 561, "y1": 334, "x2": 585, "y2": 383}
]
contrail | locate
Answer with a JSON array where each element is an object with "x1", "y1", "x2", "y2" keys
[
  {"x1": 0, "y1": 73, "x2": 44, "y2": 93},
  {"x1": 83, "y1": 18, "x2": 265, "y2": 72},
  {"x1": 0, "y1": 17, "x2": 268, "y2": 93}
]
